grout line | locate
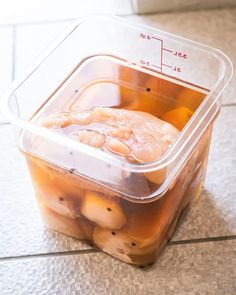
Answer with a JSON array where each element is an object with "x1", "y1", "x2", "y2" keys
[
  {"x1": 221, "y1": 103, "x2": 236, "y2": 107},
  {"x1": 0, "y1": 235, "x2": 235, "y2": 262},
  {"x1": 168, "y1": 235, "x2": 236, "y2": 246},
  {"x1": 0, "y1": 248, "x2": 100, "y2": 262}
]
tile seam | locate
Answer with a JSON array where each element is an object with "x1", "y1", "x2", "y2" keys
[{"x1": 0, "y1": 235, "x2": 235, "y2": 262}]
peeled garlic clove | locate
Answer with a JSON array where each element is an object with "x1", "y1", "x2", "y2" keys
[
  {"x1": 81, "y1": 191, "x2": 126, "y2": 229},
  {"x1": 36, "y1": 187, "x2": 80, "y2": 219},
  {"x1": 93, "y1": 226, "x2": 158, "y2": 265},
  {"x1": 93, "y1": 227, "x2": 132, "y2": 263},
  {"x1": 40, "y1": 204, "x2": 87, "y2": 239}
]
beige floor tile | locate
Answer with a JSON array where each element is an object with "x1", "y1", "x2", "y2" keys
[
  {"x1": 0, "y1": 0, "x2": 133, "y2": 25},
  {"x1": 173, "y1": 106, "x2": 236, "y2": 240},
  {"x1": 0, "y1": 240, "x2": 235, "y2": 295},
  {"x1": 0, "y1": 124, "x2": 92, "y2": 258},
  {"x1": 134, "y1": 0, "x2": 236, "y2": 14}
]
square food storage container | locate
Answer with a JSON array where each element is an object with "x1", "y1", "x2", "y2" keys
[{"x1": 0, "y1": 16, "x2": 232, "y2": 266}]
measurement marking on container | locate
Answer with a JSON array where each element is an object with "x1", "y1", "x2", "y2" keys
[
  {"x1": 139, "y1": 32, "x2": 187, "y2": 73},
  {"x1": 163, "y1": 64, "x2": 182, "y2": 72},
  {"x1": 151, "y1": 36, "x2": 163, "y2": 42},
  {"x1": 163, "y1": 48, "x2": 173, "y2": 53},
  {"x1": 151, "y1": 64, "x2": 162, "y2": 69},
  {"x1": 163, "y1": 63, "x2": 172, "y2": 68},
  {"x1": 151, "y1": 35, "x2": 164, "y2": 71},
  {"x1": 140, "y1": 59, "x2": 151, "y2": 66},
  {"x1": 173, "y1": 51, "x2": 188, "y2": 59},
  {"x1": 173, "y1": 66, "x2": 182, "y2": 72},
  {"x1": 139, "y1": 32, "x2": 163, "y2": 71},
  {"x1": 139, "y1": 33, "x2": 152, "y2": 39},
  {"x1": 160, "y1": 41, "x2": 163, "y2": 72}
]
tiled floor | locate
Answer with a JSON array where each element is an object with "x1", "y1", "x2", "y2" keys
[
  {"x1": 0, "y1": 241, "x2": 235, "y2": 295},
  {"x1": 0, "y1": 7, "x2": 235, "y2": 295},
  {"x1": 0, "y1": 0, "x2": 133, "y2": 25},
  {"x1": 0, "y1": 27, "x2": 14, "y2": 123}
]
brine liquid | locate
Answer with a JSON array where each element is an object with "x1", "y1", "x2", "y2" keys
[
  {"x1": 23, "y1": 57, "x2": 211, "y2": 266},
  {"x1": 31, "y1": 57, "x2": 207, "y2": 130}
]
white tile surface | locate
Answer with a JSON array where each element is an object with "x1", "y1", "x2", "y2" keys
[
  {"x1": 173, "y1": 106, "x2": 236, "y2": 240},
  {"x1": 15, "y1": 22, "x2": 70, "y2": 78},
  {"x1": 0, "y1": 0, "x2": 133, "y2": 25},
  {"x1": 0, "y1": 124, "x2": 92, "y2": 258},
  {"x1": 0, "y1": 27, "x2": 13, "y2": 123},
  {"x1": 0, "y1": 240, "x2": 235, "y2": 295}
]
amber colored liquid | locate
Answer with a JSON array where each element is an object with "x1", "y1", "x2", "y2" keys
[
  {"x1": 31, "y1": 59, "x2": 207, "y2": 131},
  {"x1": 23, "y1": 59, "x2": 212, "y2": 266}
]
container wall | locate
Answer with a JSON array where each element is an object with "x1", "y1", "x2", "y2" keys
[
  {"x1": 2, "y1": 17, "x2": 230, "y2": 266},
  {"x1": 18, "y1": 56, "x2": 210, "y2": 199},
  {"x1": 7, "y1": 18, "x2": 223, "y2": 123},
  {"x1": 25, "y1": 124, "x2": 213, "y2": 266}
]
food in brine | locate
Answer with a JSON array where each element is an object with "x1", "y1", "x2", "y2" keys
[
  {"x1": 40, "y1": 204, "x2": 93, "y2": 239},
  {"x1": 36, "y1": 190, "x2": 80, "y2": 219},
  {"x1": 160, "y1": 107, "x2": 193, "y2": 131},
  {"x1": 28, "y1": 157, "x2": 83, "y2": 219},
  {"x1": 42, "y1": 107, "x2": 179, "y2": 164},
  {"x1": 81, "y1": 191, "x2": 126, "y2": 229},
  {"x1": 119, "y1": 66, "x2": 181, "y2": 117},
  {"x1": 93, "y1": 227, "x2": 157, "y2": 264},
  {"x1": 176, "y1": 87, "x2": 205, "y2": 111}
]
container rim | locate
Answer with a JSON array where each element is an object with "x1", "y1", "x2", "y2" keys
[{"x1": 0, "y1": 15, "x2": 233, "y2": 173}]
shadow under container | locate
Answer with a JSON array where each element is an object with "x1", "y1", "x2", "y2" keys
[{"x1": 1, "y1": 17, "x2": 232, "y2": 266}]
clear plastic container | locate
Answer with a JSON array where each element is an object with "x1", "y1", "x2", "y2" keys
[{"x1": 0, "y1": 16, "x2": 232, "y2": 266}]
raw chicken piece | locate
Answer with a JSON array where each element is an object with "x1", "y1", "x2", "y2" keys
[
  {"x1": 81, "y1": 191, "x2": 126, "y2": 229},
  {"x1": 43, "y1": 107, "x2": 179, "y2": 164},
  {"x1": 93, "y1": 227, "x2": 157, "y2": 264},
  {"x1": 40, "y1": 204, "x2": 93, "y2": 239}
]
